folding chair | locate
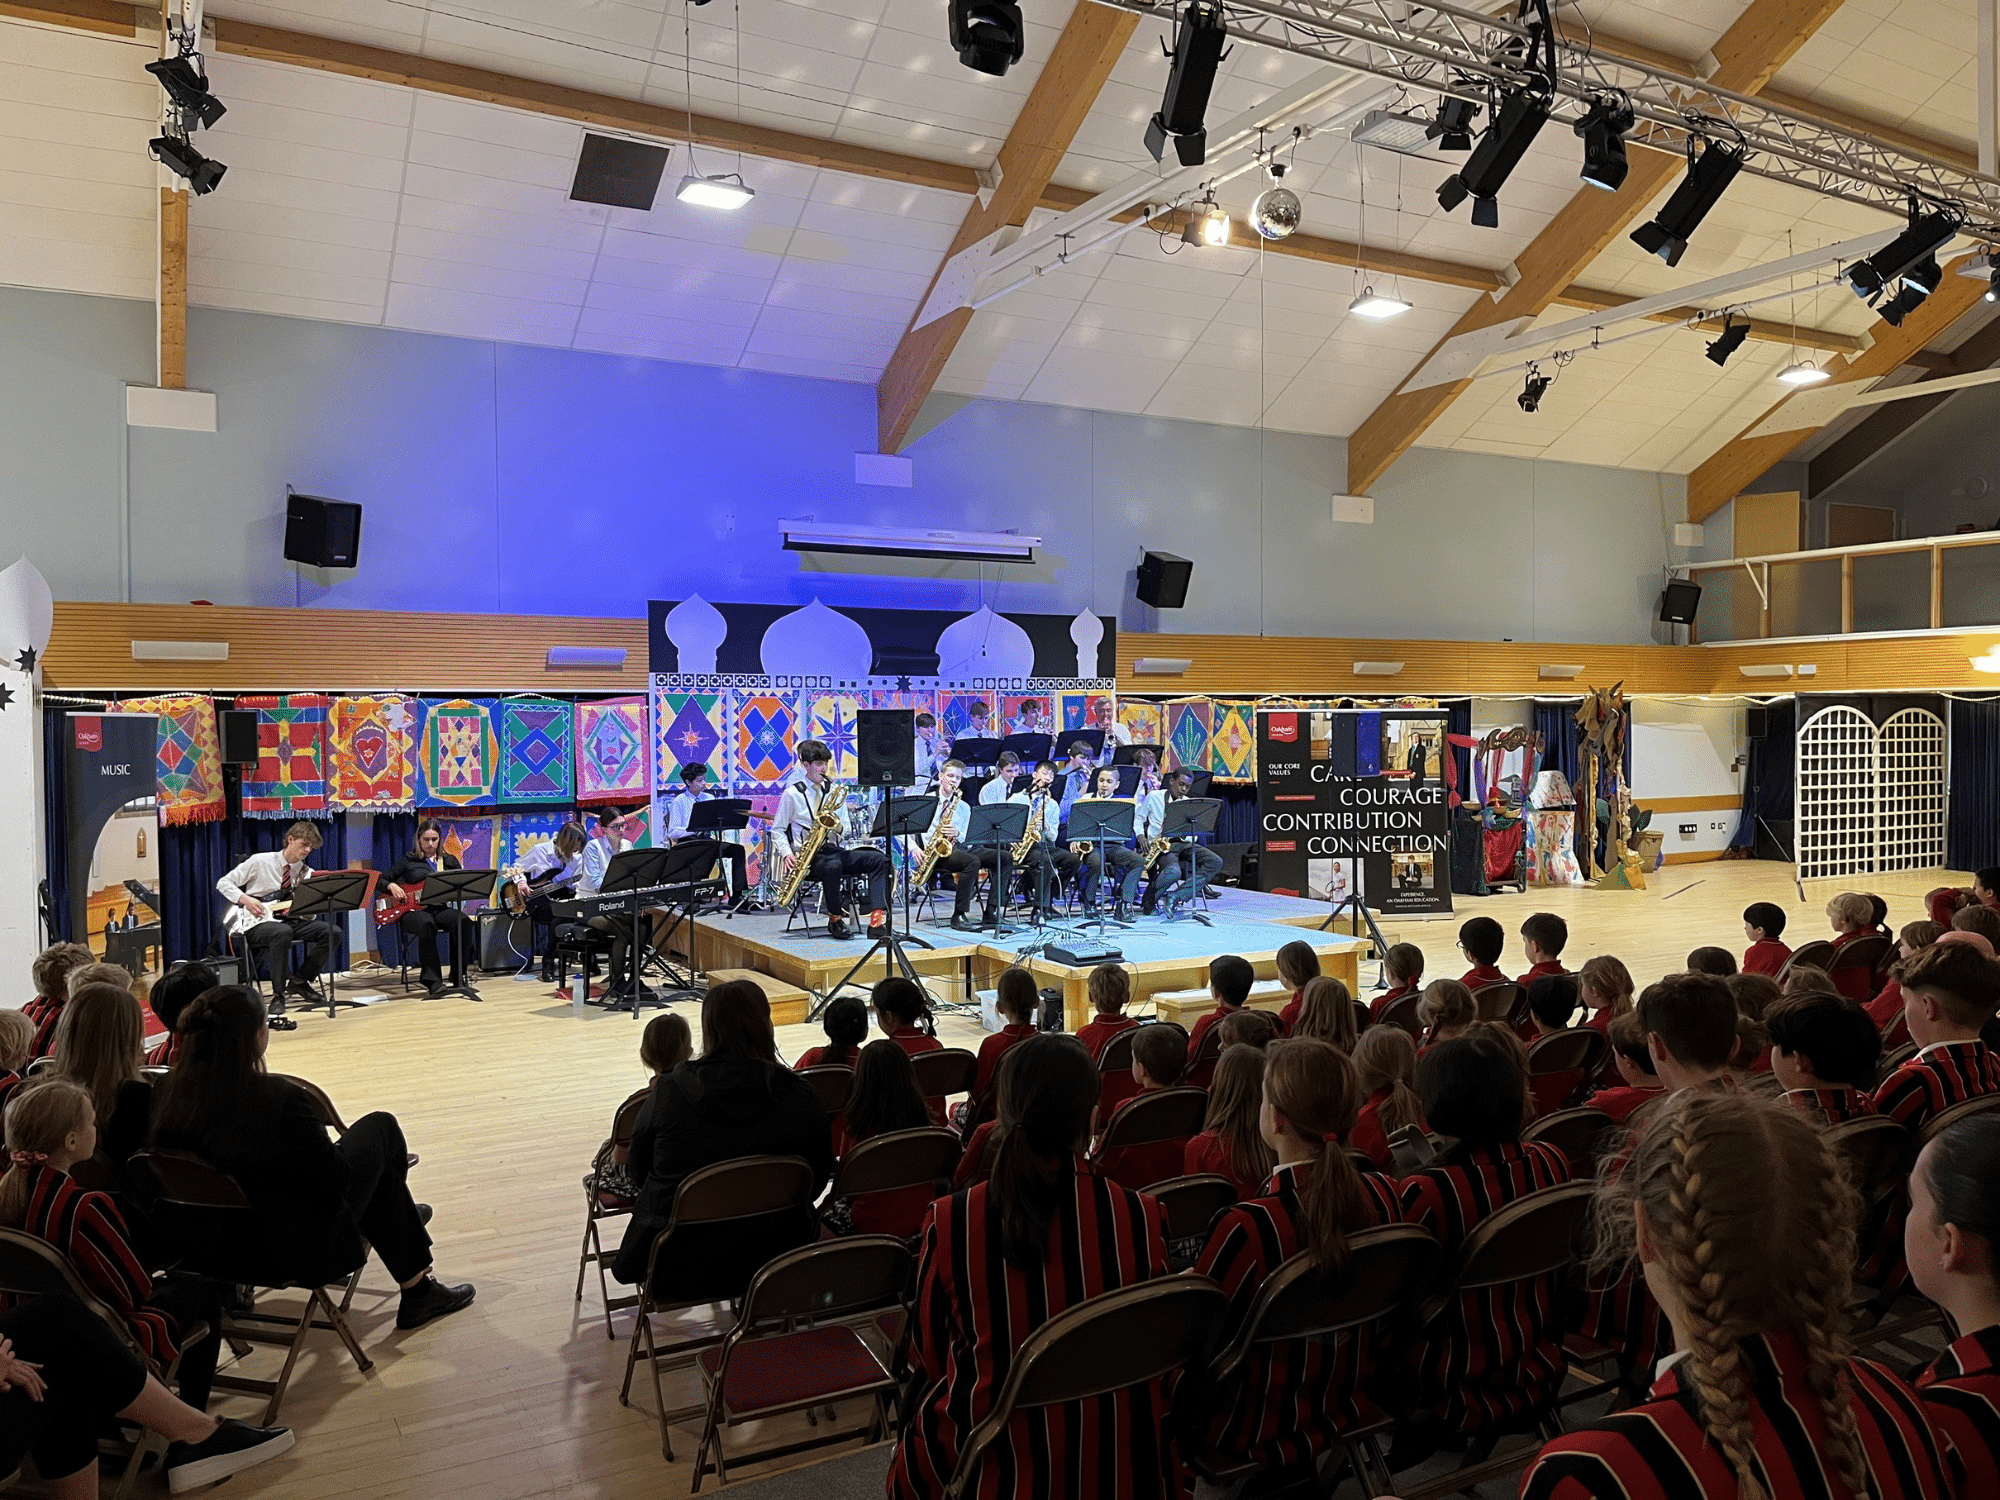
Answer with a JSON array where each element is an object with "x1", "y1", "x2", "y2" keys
[
  {"x1": 1778, "y1": 939, "x2": 1836, "y2": 981},
  {"x1": 688, "y1": 1236, "x2": 915, "y2": 1491},
  {"x1": 941, "y1": 1277, "x2": 1231, "y2": 1500},
  {"x1": 1376, "y1": 991, "x2": 1422, "y2": 1038},
  {"x1": 619, "y1": 1155, "x2": 818, "y2": 1460},
  {"x1": 1879, "y1": 1039, "x2": 1921, "y2": 1079},
  {"x1": 1526, "y1": 1029, "x2": 1609, "y2": 1114},
  {"x1": 798, "y1": 1064, "x2": 855, "y2": 1117},
  {"x1": 1186, "y1": 1023, "x2": 1226, "y2": 1089},
  {"x1": 1472, "y1": 982, "x2": 1527, "y2": 1029},
  {"x1": 578, "y1": 1084, "x2": 655, "y2": 1338},
  {"x1": 1918, "y1": 1091, "x2": 2000, "y2": 1147},
  {"x1": 909, "y1": 1048, "x2": 978, "y2": 1112},
  {"x1": 1088, "y1": 1087, "x2": 1210, "y2": 1180},
  {"x1": 1145, "y1": 1173, "x2": 1239, "y2": 1245},
  {"x1": 826, "y1": 1127, "x2": 961, "y2": 1239},
  {"x1": 1829, "y1": 934, "x2": 1892, "y2": 990},
  {"x1": 276, "y1": 1072, "x2": 419, "y2": 1174},
  {"x1": 1180, "y1": 1226, "x2": 1443, "y2": 1496},
  {"x1": 1522, "y1": 1107, "x2": 1617, "y2": 1175},
  {"x1": 0, "y1": 1230, "x2": 212, "y2": 1500},
  {"x1": 127, "y1": 1149, "x2": 370, "y2": 1425}
]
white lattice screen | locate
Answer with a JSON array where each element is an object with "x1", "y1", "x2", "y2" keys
[{"x1": 1795, "y1": 705, "x2": 1948, "y2": 881}]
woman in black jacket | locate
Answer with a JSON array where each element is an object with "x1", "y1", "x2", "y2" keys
[
  {"x1": 613, "y1": 979, "x2": 832, "y2": 1297},
  {"x1": 147, "y1": 986, "x2": 476, "y2": 1330}
]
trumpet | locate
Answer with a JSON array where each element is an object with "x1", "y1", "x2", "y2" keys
[{"x1": 772, "y1": 779, "x2": 846, "y2": 908}]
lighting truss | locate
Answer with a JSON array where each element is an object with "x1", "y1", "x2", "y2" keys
[{"x1": 1081, "y1": 0, "x2": 2000, "y2": 232}]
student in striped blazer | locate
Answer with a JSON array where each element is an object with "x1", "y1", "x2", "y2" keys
[
  {"x1": 1873, "y1": 939, "x2": 2000, "y2": 1131},
  {"x1": 1520, "y1": 1090, "x2": 1953, "y2": 1500},
  {"x1": 1765, "y1": 993, "x2": 1880, "y2": 1125},
  {"x1": 1907, "y1": 1113, "x2": 2000, "y2": 1495},
  {"x1": 888, "y1": 1034, "x2": 1174, "y2": 1500},
  {"x1": 1189, "y1": 1038, "x2": 1400, "y2": 1476}
]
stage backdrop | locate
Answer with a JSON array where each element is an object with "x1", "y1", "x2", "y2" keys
[{"x1": 1257, "y1": 708, "x2": 1453, "y2": 916}]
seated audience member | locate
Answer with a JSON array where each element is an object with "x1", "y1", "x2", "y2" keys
[
  {"x1": 150, "y1": 986, "x2": 475, "y2": 1329},
  {"x1": 1191, "y1": 1039, "x2": 1403, "y2": 1477},
  {"x1": 1289, "y1": 975, "x2": 1357, "y2": 1054},
  {"x1": 1783, "y1": 965, "x2": 1842, "y2": 999},
  {"x1": 974, "y1": 968, "x2": 1038, "y2": 1105},
  {"x1": 1517, "y1": 912, "x2": 1568, "y2": 985},
  {"x1": 1185, "y1": 954, "x2": 1255, "y2": 1085},
  {"x1": 1957, "y1": 903, "x2": 2000, "y2": 951},
  {"x1": 1724, "y1": 1013, "x2": 1773, "y2": 1090},
  {"x1": 1578, "y1": 954, "x2": 1634, "y2": 1082},
  {"x1": 1524, "y1": 975, "x2": 1586, "y2": 1116},
  {"x1": 23, "y1": 942, "x2": 94, "y2": 1063},
  {"x1": 1638, "y1": 971, "x2": 1739, "y2": 1095},
  {"x1": 1725, "y1": 971, "x2": 1781, "y2": 1077},
  {"x1": 1417, "y1": 978, "x2": 1476, "y2": 1052},
  {"x1": 1520, "y1": 1091, "x2": 1952, "y2": 1500},
  {"x1": 1588, "y1": 1013, "x2": 1667, "y2": 1124},
  {"x1": 1827, "y1": 891, "x2": 1881, "y2": 1002},
  {"x1": 586, "y1": 1013, "x2": 690, "y2": 1200},
  {"x1": 48, "y1": 982, "x2": 153, "y2": 1169},
  {"x1": 1272, "y1": 940, "x2": 1319, "y2": 1035},
  {"x1": 1741, "y1": 901, "x2": 1792, "y2": 978},
  {"x1": 1468, "y1": 1020, "x2": 1536, "y2": 1129},
  {"x1": 1457, "y1": 916, "x2": 1507, "y2": 988},
  {"x1": 0, "y1": 1293, "x2": 293, "y2": 1498},
  {"x1": 1872, "y1": 920, "x2": 1944, "y2": 1044},
  {"x1": 1874, "y1": 942, "x2": 2000, "y2": 1132},
  {"x1": 1, "y1": 1081, "x2": 223, "y2": 1412},
  {"x1": 1685, "y1": 945, "x2": 1738, "y2": 978},
  {"x1": 1216, "y1": 1009, "x2": 1280, "y2": 1052},
  {"x1": 1372, "y1": 942, "x2": 1425, "y2": 1023},
  {"x1": 146, "y1": 963, "x2": 216, "y2": 1068},
  {"x1": 873, "y1": 977, "x2": 946, "y2": 1125},
  {"x1": 836, "y1": 1040, "x2": 938, "y2": 1238},
  {"x1": 1349, "y1": 1024, "x2": 1425, "y2": 1169},
  {"x1": 0, "y1": 1011, "x2": 31, "y2": 1128},
  {"x1": 1076, "y1": 963, "x2": 1140, "y2": 1115},
  {"x1": 1907, "y1": 1115, "x2": 2000, "y2": 1495},
  {"x1": 1766, "y1": 994, "x2": 1880, "y2": 1124},
  {"x1": 1397, "y1": 1033, "x2": 1572, "y2": 1455},
  {"x1": 793, "y1": 993, "x2": 866, "y2": 1071},
  {"x1": 1094, "y1": 1024, "x2": 1191, "y2": 1191},
  {"x1": 888, "y1": 1035, "x2": 1173, "y2": 1500},
  {"x1": 615, "y1": 980, "x2": 831, "y2": 1296},
  {"x1": 1183, "y1": 1044, "x2": 1275, "y2": 1196},
  {"x1": 1864, "y1": 892, "x2": 1892, "y2": 936}
]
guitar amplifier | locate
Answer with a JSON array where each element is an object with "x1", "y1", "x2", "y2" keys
[{"x1": 478, "y1": 911, "x2": 533, "y2": 970}]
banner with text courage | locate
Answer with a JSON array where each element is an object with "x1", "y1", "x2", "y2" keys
[{"x1": 1257, "y1": 708, "x2": 1453, "y2": 917}]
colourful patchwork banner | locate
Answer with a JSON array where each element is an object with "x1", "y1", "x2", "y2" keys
[
  {"x1": 326, "y1": 695, "x2": 415, "y2": 810},
  {"x1": 742, "y1": 791, "x2": 780, "y2": 889},
  {"x1": 1210, "y1": 701, "x2": 1257, "y2": 783},
  {"x1": 1118, "y1": 700, "x2": 1163, "y2": 750},
  {"x1": 732, "y1": 693, "x2": 798, "y2": 787},
  {"x1": 500, "y1": 809, "x2": 571, "y2": 870},
  {"x1": 238, "y1": 694, "x2": 328, "y2": 818},
  {"x1": 434, "y1": 813, "x2": 499, "y2": 881},
  {"x1": 113, "y1": 694, "x2": 225, "y2": 826},
  {"x1": 413, "y1": 698, "x2": 501, "y2": 808},
  {"x1": 1166, "y1": 700, "x2": 1213, "y2": 774},
  {"x1": 654, "y1": 691, "x2": 728, "y2": 788},
  {"x1": 1059, "y1": 692, "x2": 1115, "y2": 734},
  {"x1": 938, "y1": 692, "x2": 996, "y2": 744},
  {"x1": 577, "y1": 696, "x2": 650, "y2": 804},
  {"x1": 805, "y1": 694, "x2": 861, "y2": 781},
  {"x1": 498, "y1": 698, "x2": 574, "y2": 803}
]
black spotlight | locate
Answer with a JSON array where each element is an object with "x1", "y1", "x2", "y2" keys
[
  {"x1": 1144, "y1": 1, "x2": 1228, "y2": 166},
  {"x1": 145, "y1": 54, "x2": 226, "y2": 129},
  {"x1": 149, "y1": 133, "x2": 226, "y2": 194},
  {"x1": 1846, "y1": 208, "x2": 1957, "y2": 302},
  {"x1": 1574, "y1": 94, "x2": 1632, "y2": 192},
  {"x1": 1704, "y1": 312, "x2": 1750, "y2": 367},
  {"x1": 1902, "y1": 253, "x2": 1943, "y2": 296},
  {"x1": 949, "y1": 0, "x2": 1025, "y2": 76},
  {"x1": 1877, "y1": 281, "x2": 1930, "y2": 327},
  {"x1": 1437, "y1": 89, "x2": 1549, "y2": 227},
  {"x1": 1986, "y1": 265, "x2": 1999, "y2": 304},
  {"x1": 1519, "y1": 367, "x2": 1552, "y2": 412},
  {"x1": 1630, "y1": 135, "x2": 1744, "y2": 267},
  {"x1": 1427, "y1": 96, "x2": 1479, "y2": 151}
]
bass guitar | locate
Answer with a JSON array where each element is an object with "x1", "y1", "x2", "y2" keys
[{"x1": 374, "y1": 881, "x2": 434, "y2": 928}]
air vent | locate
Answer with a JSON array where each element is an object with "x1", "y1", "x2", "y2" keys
[{"x1": 570, "y1": 135, "x2": 671, "y2": 210}]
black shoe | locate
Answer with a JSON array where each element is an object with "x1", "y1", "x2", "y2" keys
[
  {"x1": 397, "y1": 1275, "x2": 475, "y2": 1330},
  {"x1": 285, "y1": 977, "x2": 318, "y2": 998},
  {"x1": 267, "y1": 1015, "x2": 297, "y2": 1031},
  {"x1": 827, "y1": 916, "x2": 852, "y2": 941},
  {"x1": 416, "y1": 1203, "x2": 433, "y2": 1226},
  {"x1": 225, "y1": 1283, "x2": 256, "y2": 1314},
  {"x1": 950, "y1": 915, "x2": 979, "y2": 932},
  {"x1": 166, "y1": 1418, "x2": 295, "y2": 1493},
  {"x1": 1114, "y1": 902, "x2": 1133, "y2": 922},
  {"x1": 425, "y1": 982, "x2": 446, "y2": 999}
]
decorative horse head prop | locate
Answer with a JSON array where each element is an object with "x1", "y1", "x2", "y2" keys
[{"x1": 1574, "y1": 683, "x2": 1642, "y2": 888}]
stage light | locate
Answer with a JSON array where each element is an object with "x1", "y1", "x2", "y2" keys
[
  {"x1": 1145, "y1": 1, "x2": 1228, "y2": 166},
  {"x1": 1250, "y1": 161, "x2": 1301, "y2": 240},
  {"x1": 1436, "y1": 89, "x2": 1549, "y2": 227},
  {"x1": 1902, "y1": 254, "x2": 1942, "y2": 296},
  {"x1": 676, "y1": 172, "x2": 754, "y2": 209},
  {"x1": 1847, "y1": 208, "x2": 1957, "y2": 301},
  {"x1": 1988, "y1": 267, "x2": 2000, "y2": 303},
  {"x1": 1427, "y1": 96, "x2": 1479, "y2": 151},
  {"x1": 1519, "y1": 367, "x2": 1551, "y2": 412},
  {"x1": 1348, "y1": 286, "x2": 1411, "y2": 319},
  {"x1": 1631, "y1": 135, "x2": 1744, "y2": 267},
  {"x1": 1777, "y1": 360, "x2": 1830, "y2": 386},
  {"x1": 1573, "y1": 94, "x2": 1632, "y2": 192},
  {"x1": 146, "y1": 54, "x2": 225, "y2": 129},
  {"x1": 1877, "y1": 280, "x2": 1929, "y2": 326},
  {"x1": 1705, "y1": 312, "x2": 1750, "y2": 367},
  {"x1": 149, "y1": 133, "x2": 225, "y2": 194},
  {"x1": 949, "y1": 0, "x2": 1024, "y2": 76},
  {"x1": 1182, "y1": 193, "x2": 1229, "y2": 246}
]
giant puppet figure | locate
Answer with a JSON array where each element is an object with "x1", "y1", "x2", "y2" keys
[{"x1": 1576, "y1": 683, "x2": 1643, "y2": 889}]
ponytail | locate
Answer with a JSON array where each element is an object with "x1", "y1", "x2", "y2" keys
[
  {"x1": 1262, "y1": 1039, "x2": 1367, "y2": 1275},
  {"x1": 1352, "y1": 1025, "x2": 1424, "y2": 1135},
  {"x1": 0, "y1": 1080, "x2": 93, "y2": 1228},
  {"x1": 987, "y1": 1035, "x2": 1097, "y2": 1271}
]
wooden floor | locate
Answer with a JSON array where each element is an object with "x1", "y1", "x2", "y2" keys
[{"x1": 191, "y1": 858, "x2": 1971, "y2": 1500}]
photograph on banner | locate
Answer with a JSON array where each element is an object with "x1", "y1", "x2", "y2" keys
[
  {"x1": 1257, "y1": 708, "x2": 1452, "y2": 916},
  {"x1": 64, "y1": 713, "x2": 165, "y2": 985}
]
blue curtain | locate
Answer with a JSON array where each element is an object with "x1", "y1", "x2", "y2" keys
[
  {"x1": 371, "y1": 813, "x2": 419, "y2": 875},
  {"x1": 1731, "y1": 700, "x2": 1797, "y2": 852},
  {"x1": 159, "y1": 815, "x2": 350, "y2": 968},
  {"x1": 1444, "y1": 699, "x2": 1471, "y2": 805},
  {"x1": 1949, "y1": 697, "x2": 2000, "y2": 872},
  {"x1": 1535, "y1": 703, "x2": 1580, "y2": 788},
  {"x1": 1213, "y1": 784, "x2": 1258, "y2": 844}
]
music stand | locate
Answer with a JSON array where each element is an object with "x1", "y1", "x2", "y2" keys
[
  {"x1": 283, "y1": 870, "x2": 377, "y2": 1018},
  {"x1": 966, "y1": 802, "x2": 1028, "y2": 939},
  {"x1": 630, "y1": 839, "x2": 730, "y2": 1014},
  {"x1": 1066, "y1": 798, "x2": 1134, "y2": 933},
  {"x1": 686, "y1": 798, "x2": 751, "y2": 917},
  {"x1": 1067, "y1": 729, "x2": 1106, "y2": 756},
  {"x1": 818, "y1": 794, "x2": 937, "y2": 1018},
  {"x1": 1158, "y1": 798, "x2": 1220, "y2": 927},
  {"x1": 414, "y1": 868, "x2": 497, "y2": 1002},
  {"x1": 1317, "y1": 854, "x2": 1393, "y2": 986},
  {"x1": 1112, "y1": 743, "x2": 1164, "y2": 766},
  {"x1": 949, "y1": 736, "x2": 1001, "y2": 770},
  {"x1": 999, "y1": 732, "x2": 1052, "y2": 766}
]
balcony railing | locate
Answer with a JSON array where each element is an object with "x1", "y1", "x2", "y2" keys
[{"x1": 1686, "y1": 532, "x2": 2000, "y2": 642}]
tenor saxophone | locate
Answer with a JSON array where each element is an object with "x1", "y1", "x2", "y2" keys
[
  {"x1": 913, "y1": 790, "x2": 961, "y2": 887},
  {"x1": 1011, "y1": 789, "x2": 1049, "y2": 863},
  {"x1": 773, "y1": 780, "x2": 846, "y2": 908}
]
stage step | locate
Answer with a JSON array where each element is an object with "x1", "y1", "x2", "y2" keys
[
  {"x1": 706, "y1": 968, "x2": 812, "y2": 1027},
  {"x1": 1151, "y1": 979, "x2": 1290, "y2": 1028}
]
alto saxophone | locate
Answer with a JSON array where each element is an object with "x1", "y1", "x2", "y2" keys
[
  {"x1": 773, "y1": 779, "x2": 846, "y2": 908},
  {"x1": 1140, "y1": 834, "x2": 1171, "y2": 874},
  {"x1": 1011, "y1": 789, "x2": 1049, "y2": 863},
  {"x1": 913, "y1": 790, "x2": 960, "y2": 887}
]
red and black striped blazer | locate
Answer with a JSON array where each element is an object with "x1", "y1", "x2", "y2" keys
[
  {"x1": 1397, "y1": 1139, "x2": 1573, "y2": 1435},
  {"x1": 10, "y1": 1162, "x2": 179, "y2": 1363},
  {"x1": 1519, "y1": 1331, "x2": 1952, "y2": 1499},
  {"x1": 0, "y1": 1072, "x2": 22, "y2": 1134},
  {"x1": 1918, "y1": 1324, "x2": 2000, "y2": 1497},
  {"x1": 1781, "y1": 1086, "x2": 1876, "y2": 1125},
  {"x1": 144, "y1": 1033, "x2": 182, "y2": 1069},
  {"x1": 1872, "y1": 1039, "x2": 2000, "y2": 1132},
  {"x1": 887, "y1": 1159, "x2": 1173, "y2": 1500},
  {"x1": 1190, "y1": 1161, "x2": 1403, "y2": 1469},
  {"x1": 22, "y1": 995, "x2": 62, "y2": 1063}
]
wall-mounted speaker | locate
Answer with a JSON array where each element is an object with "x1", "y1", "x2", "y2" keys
[
  {"x1": 1658, "y1": 579, "x2": 1703, "y2": 624},
  {"x1": 219, "y1": 710, "x2": 259, "y2": 765},
  {"x1": 1745, "y1": 707, "x2": 1769, "y2": 741},
  {"x1": 284, "y1": 494, "x2": 362, "y2": 569},
  {"x1": 1136, "y1": 550, "x2": 1193, "y2": 609},
  {"x1": 856, "y1": 708, "x2": 916, "y2": 787}
]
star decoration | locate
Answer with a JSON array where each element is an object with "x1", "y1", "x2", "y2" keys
[
  {"x1": 896, "y1": 675, "x2": 912, "y2": 692},
  {"x1": 0, "y1": 683, "x2": 14, "y2": 710},
  {"x1": 13, "y1": 646, "x2": 34, "y2": 674}
]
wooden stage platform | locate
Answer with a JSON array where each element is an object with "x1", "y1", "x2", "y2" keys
[{"x1": 668, "y1": 887, "x2": 1370, "y2": 1031}]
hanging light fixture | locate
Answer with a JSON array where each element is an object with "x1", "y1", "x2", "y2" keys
[
  {"x1": 1346, "y1": 134, "x2": 1408, "y2": 318},
  {"x1": 676, "y1": 172, "x2": 754, "y2": 209},
  {"x1": 1250, "y1": 159, "x2": 1301, "y2": 241},
  {"x1": 1182, "y1": 191, "x2": 1229, "y2": 246},
  {"x1": 674, "y1": 0, "x2": 755, "y2": 211},
  {"x1": 1349, "y1": 287, "x2": 1411, "y2": 319},
  {"x1": 1777, "y1": 360, "x2": 1830, "y2": 386}
]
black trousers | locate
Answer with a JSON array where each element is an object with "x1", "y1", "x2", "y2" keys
[
  {"x1": 972, "y1": 847, "x2": 1015, "y2": 920},
  {"x1": 339, "y1": 1111, "x2": 433, "y2": 1284},
  {"x1": 809, "y1": 845, "x2": 887, "y2": 917},
  {"x1": 150, "y1": 1274, "x2": 225, "y2": 1410},
  {"x1": 1148, "y1": 843, "x2": 1223, "y2": 908},
  {"x1": 1020, "y1": 846, "x2": 1080, "y2": 910},
  {"x1": 398, "y1": 906, "x2": 471, "y2": 986},
  {"x1": 927, "y1": 846, "x2": 979, "y2": 917},
  {"x1": 243, "y1": 916, "x2": 334, "y2": 1004},
  {"x1": 0, "y1": 1298, "x2": 149, "y2": 1481},
  {"x1": 1082, "y1": 844, "x2": 1144, "y2": 907},
  {"x1": 588, "y1": 913, "x2": 640, "y2": 991}
]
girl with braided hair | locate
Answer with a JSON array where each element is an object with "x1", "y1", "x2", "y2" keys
[{"x1": 1520, "y1": 1089, "x2": 1952, "y2": 1500}]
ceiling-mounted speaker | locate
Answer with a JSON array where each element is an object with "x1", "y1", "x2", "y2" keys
[
  {"x1": 219, "y1": 710, "x2": 259, "y2": 765},
  {"x1": 1136, "y1": 550, "x2": 1193, "y2": 609},
  {"x1": 284, "y1": 493, "x2": 362, "y2": 569},
  {"x1": 856, "y1": 708, "x2": 916, "y2": 788}
]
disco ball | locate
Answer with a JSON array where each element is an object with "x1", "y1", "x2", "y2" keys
[{"x1": 1251, "y1": 185, "x2": 1302, "y2": 240}]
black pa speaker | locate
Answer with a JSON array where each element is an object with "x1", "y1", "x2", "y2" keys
[
  {"x1": 1746, "y1": 706, "x2": 1769, "y2": 740},
  {"x1": 284, "y1": 493, "x2": 363, "y2": 569},
  {"x1": 1136, "y1": 550, "x2": 1193, "y2": 609},
  {"x1": 1658, "y1": 578, "x2": 1702, "y2": 625},
  {"x1": 856, "y1": 708, "x2": 916, "y2": 787},
  {"x1": 219, "y1": 710, "x2": 259, "y2": 765}
]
